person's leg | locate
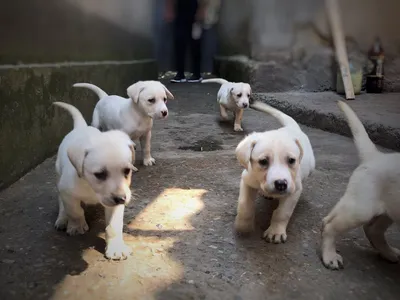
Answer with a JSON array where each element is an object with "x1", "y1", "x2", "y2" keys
[
  {"x1": 171, "y1": 18, "x2": 187, "y2": 82},
  {"x1": 187, "y1": 0, "x2": 202, "y2": 82}
]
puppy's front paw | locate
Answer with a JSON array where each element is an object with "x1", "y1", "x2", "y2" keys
[
  {"x1": 234, "y1": 125, "x2": 243, "y2": 132},
  {"x1": 263, "y1": 225, "x2": 287, "y2": 244},
  {"x1": 234, "y1": 216, "x2": 254, "y2": 234},
  {"x1": 66, "y1": 219, "x2": 89, "y2": 236},
  {"x1": 322, "y1": 251, "x2": 343, "y2": 270},
  {"x1": 143, "y1": 157, "x2": 156, "y2": 166},
  {"x1": 105, "y1": 240, "x2": 132, "y2": 260}
]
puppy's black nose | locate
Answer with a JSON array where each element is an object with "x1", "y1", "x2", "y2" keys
[
  {"x1": 112, "y1": 195, "x2": 126, "y2": 205},
  {"x1": 274, "y1": 179, "x2": 288, "y2": 192},
  {"x1": 161, "y1": 110, "x2": 168, "y2": 117},
  {"x1": 243, "y1": 103, "x2": 248, "y2": 108}
]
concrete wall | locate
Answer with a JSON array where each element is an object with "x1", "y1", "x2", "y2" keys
[
  {"x1": 216, "y1": 0, "x2": 400, "y2": 92},
  {"x1": 0, "y1": 0, "x2": 158, "y2": 189}
]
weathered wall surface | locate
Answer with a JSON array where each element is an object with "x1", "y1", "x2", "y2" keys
[
  {"x1": 0, "y1": 0, "x2": 157, "y2": 189},
  {"x1": 216, "y1": 0, "x2": 400, "y2": 92}
]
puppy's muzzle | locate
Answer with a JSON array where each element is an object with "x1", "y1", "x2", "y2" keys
[
  {"x1": 242, "y1": 103, "x2": 248, "y2": 108},
  {"x1": 112, "y1": 194, "x2": 127, "y2": 205},
  {"x1": 161, "y1": 110, "x2": 168, "y2": 118},
  {"x1": 274, "y1": 179, "x2": 288, "y2": 192}
]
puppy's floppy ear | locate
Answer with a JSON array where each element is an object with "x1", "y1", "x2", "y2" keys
[
  {"x1": 161, "y1": 83, "x2": 174, "y2": 99},
  {"x1": 229, "y1": 87, "x2": 234, "y2": 95},
  {"x1": 248, "y1": 84, "x2": 252, "y2": 95},
  {"x1": 295, "y1": 139, "x2": 304, "y2": 163},
  {"x1": 67, "y1": 145, "x2": 89, "y2": 177},
  {"x1": 127, "y1": 82, "x2": 145, "y2": 104},
  {"x1": 235, "y1": 132, "x2": 259, "y2": 170}
]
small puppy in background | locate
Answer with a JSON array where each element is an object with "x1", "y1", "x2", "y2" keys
[
  {"x1": 235, "y1": 101, "x2": 315, "y2": 243},
  {"x1": 202, "y1": 78, "x2": 251, "y2": 132},
  {"x1": 321, "y1": 101, "x2": 400, "y2": 270},
  {"x1": 73, "y1": 81, "x2": 174, "y2": 166},
  {"x1": 54, "y1": 101, "x2": 136, "y2": 260}
]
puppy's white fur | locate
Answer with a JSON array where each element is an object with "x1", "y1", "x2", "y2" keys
[
  {"x1": 73, "y1": 81, "x2": 174, "y2": 166},
  {"x1": 54, "y1": 102, "x2": 136, "y2": 260},
  {"x1": 202, "y1": 78, "x2": 251, "y2": 131},
  {"x1": 234, "y1": 101, "x2": 315, "y2": 243},
  {"x1": 321, "y1": 101, "x2": 400, "y2": 270}
]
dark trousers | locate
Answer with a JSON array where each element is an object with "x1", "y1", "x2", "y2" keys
[{"x1": 173, "y1": 0, "x2": 201, "y2": 76}]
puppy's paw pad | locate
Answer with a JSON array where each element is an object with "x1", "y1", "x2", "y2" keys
[
  {"x1": 143, "y1": 157, "x2": 156, "y2": 166},
  {"x1": 54, "y1": 218, "x2": 68, "y2": 231},
  {"x1": 263, "y1": 227, "x2": 287, "y2": 244},
  {"x1": 105, "y1": 242, "x2": 132, "y2": 260},
  {"x1": 66, "y1": 220, "x2": 89, "y2": 236},
  {"x1": 322, "y1": 252, "x2": 343, "y2": 270},
  {"x1": 234, "y1": 126, "x2": 244, "y2": 132}
]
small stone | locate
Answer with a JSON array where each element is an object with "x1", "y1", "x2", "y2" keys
[
  {"x1": 2, "y1": 259, "x2": 15, "y2": 264},
  {"x1": 188, "y1": 280, "x2": 195, "y2": 284},
  {"x1": 209, "y1": 245, "x2": 218, "y2": 249}
]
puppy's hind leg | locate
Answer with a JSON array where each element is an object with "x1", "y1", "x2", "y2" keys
[
  {"x1": 54, "y1": 196, "x2": 68, "y2": 231},
  {"x1": 364, "y1": 214, "x2": 400, "y2": 262},
  {"x1": 235, "y1": 177, "x2": 258, "y2": 234}
]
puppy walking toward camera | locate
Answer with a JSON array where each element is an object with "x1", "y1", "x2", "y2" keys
[
  {"x1": 234, "y1": 101, "x2": 315, "y2": 243},
  {"x1": 321, "y1": 101, "x2": 400, "y2": 270},
  {"x1": 202, "y1": 78, "x2": 251, "y2": 131},
  {"x1": 54, "y1": 102, "x2": 137, "y2": 260},
  {"x1": 73, "y1": 81, "x2": 174, "y2": 166}
]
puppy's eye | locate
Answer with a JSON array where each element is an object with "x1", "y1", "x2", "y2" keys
[
  {"x1": 237, "y1": 93, "x2": 242, "y2": 97},
  {"x1": 123, "y1": 168, "x2": 131, "y2": 177},
  {"x1": 288, "y1": 157, "x2": 296, "y2": 165},
  {"x1": 148, "y1": 98, "x2": 155, "y2": 104},
  {"x1": 94, "y1": 170, "x2": 108, "y2": 181},
  {"x1": 259, "y1": 158, "x2": 269, "y2": 167},
  {"x1": 163, "y1": 97, "x2": 167, "y2": 103}
]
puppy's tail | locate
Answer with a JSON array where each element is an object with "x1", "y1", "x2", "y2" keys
[
  {"x1": 337, "y1": 101, "x2": 378, "y2": 161},
  {"x1": 201, "y1": 78, "x2": 229, "y2": 85},
  {"x1": 53, "y1": 102, "x2": 87, "y2": 129},
  {"x1": 73, "y1": 83, "x2": 108, "y2": 99},
  {"x1": 250, "y1": 101, "x2": 301, "y2": 129}
]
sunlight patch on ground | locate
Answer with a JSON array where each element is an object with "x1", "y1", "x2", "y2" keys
[
  {"x1": 128, "y1": 188, "x2": 206, "y2": 231},
  {"x1": 51, "y1": 237, "x2": 182, "y2": 300}
]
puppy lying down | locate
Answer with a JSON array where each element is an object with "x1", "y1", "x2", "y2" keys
[
  {"x1": 73, "y1": 81, "x2": 174, "y2": 166},
  {"x1": 321, "y1": 101, "x2": 400, "y2": 270},
  {"x1": 235, "y1": 101, "x2": 315, "y2": 243},
  {"x1": 202, "y1": 78, "x2": 251, "y2": 132},
  {"x1": 53, "y1": 102, "x2": 136, "y2": 260}
]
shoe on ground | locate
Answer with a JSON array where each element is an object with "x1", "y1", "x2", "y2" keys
[{"x1": 170, "y1": 74, "x2": 187, "y2": 83}]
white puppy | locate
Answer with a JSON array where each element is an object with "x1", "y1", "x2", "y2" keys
[
  {"x1": 202, "y1": 78, "x2": 251, "y2": 131},
  {"x1": 234, "y1": 101, "x2": 315, "y2": 243},
  {"x1": 321, "y1": 101, "x2": 400, "y2": 270},
  {"x1": 73, "y1": 81, "x2": 174, "y2": 166},
  {"x1": 54, "y1": 101, "x2": 136, "y2": 260}
]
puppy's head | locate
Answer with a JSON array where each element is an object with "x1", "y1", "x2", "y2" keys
[
  {"x1": 236, "y1": 131, "x2": 303, "y2": 197},
  {"x1": 229, "y1": 83, "x2": 251, "y2": 109},
  {"x1": 127, "y1": 81, "x2": 174, "y2": 119},
  {"x1": 67, "y1": 130, "x2": 136, "y2": 207}
]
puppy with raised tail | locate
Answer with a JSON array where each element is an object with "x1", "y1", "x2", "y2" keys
[
  {"x1": 235, "y1": 101, "x2": 315, "y2": 243},
  {"x1": 73, "y1": 81, "x2": 174, "y2": 166},
  {"x1": 54, "y1": 101, "x2": 137, "y2": 260},
  {"x1": 321, "y1": 101, "x2": 400, "y2": 270},
  {"x1": 202, "y1": 78, "x2": 251, "y2": 132}
]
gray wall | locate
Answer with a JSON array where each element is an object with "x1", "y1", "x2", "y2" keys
[{"x1": 0, "y1": 0, "x2": 157, "y2": 190}]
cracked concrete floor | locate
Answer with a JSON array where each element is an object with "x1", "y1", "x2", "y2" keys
[{"x1": 0, "y1": 82, "x2": 399, "y2": 300}]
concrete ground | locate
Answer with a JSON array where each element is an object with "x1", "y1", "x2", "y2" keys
[{"x1": 0, "y1": 82, "x2": 399, "y2": 300}]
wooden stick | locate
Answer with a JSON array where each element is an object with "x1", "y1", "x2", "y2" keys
[{"x1": 325, "y1": 0, "x2": 355, "y2": 100}]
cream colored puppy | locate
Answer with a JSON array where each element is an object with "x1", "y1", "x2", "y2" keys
[
  {"x1": 321, "y1": 101, "x2": 400, "y2": 270},
  {"x1": 202, "y1": 78, "x2": 251, "y2": 131},
  {"x1": 73, "y1": 81, "x2": 174, "y2": 166},
  {"x1": 54, "y1": 102, "x2": 136, "y2": 260},
  {"x1": 235, "y1": 101, "x2": 315, "y2": 243}
]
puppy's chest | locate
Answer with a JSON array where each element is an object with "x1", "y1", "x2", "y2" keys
[{"x1": 126, "y1": 121, "x2": 152, "y2": 139}]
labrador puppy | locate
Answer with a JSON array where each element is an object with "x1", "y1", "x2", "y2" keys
[
  {"x1": 234, "y1": 101, "x2": 315, "y2": 243},
  {"x1": 202, "y1": 78, "x2": 251, "y2": 131},
  {"x1": 53, "y1": 101, "x2": 137, "y2": 260},
  {"x1": 73, "y1": 81, "x2": 174, "y2": 166},
  {"x1": 321, "y1": 101, "x2": 400, "y2": 270}
]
